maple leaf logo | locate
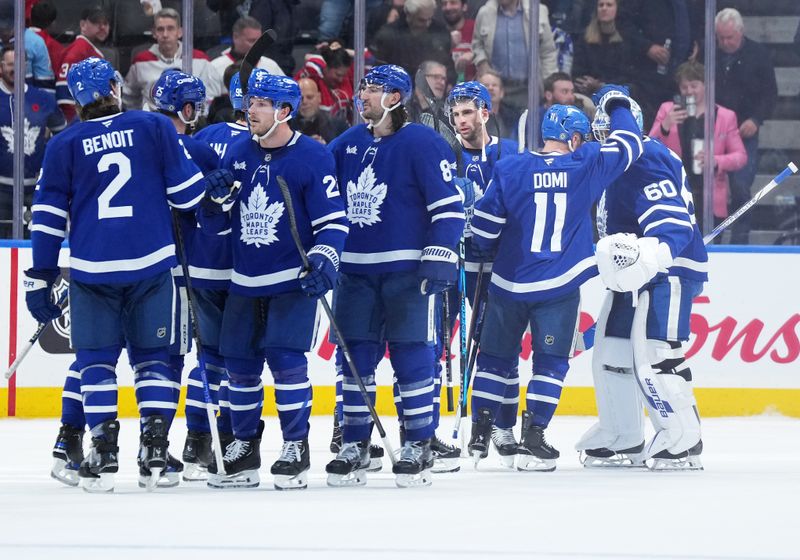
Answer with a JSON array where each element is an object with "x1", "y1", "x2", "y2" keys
[
  {"x1": 239, "y1": 183, "x2": 285, "y2": 247},
  {"x1": 1, "y1": 118, "x2": 40, "y2": 156},
  {"x1": 346, "y1": 164, "x2": 387, "y2": 228}
]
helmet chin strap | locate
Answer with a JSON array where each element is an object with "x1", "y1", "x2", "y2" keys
[
  {"x1": 478, "y1": 110, "x2": 488, "y2": 162},
  {"x1": 364, "y1": 92, "x2": 400, "y2": 130}
]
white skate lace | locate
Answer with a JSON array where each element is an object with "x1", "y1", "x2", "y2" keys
[
  {"x1": 278, "y1": 441, "x2": 303, "y2": 462},
  {"x1": 492, "y1": 427, "x2": 516, "y2": 447},
  {"x1": 338, "y1": 441, "x2": 365, "y2": 464},
  {"x1": 223, "y1": 439, "x2": 249, "y2": 462},
  {"x1": 399, "y1": 441, "x2": 424, "y2": 463}
]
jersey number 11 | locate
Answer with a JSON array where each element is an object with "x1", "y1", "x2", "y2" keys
[{"x1": 531, "y1": 192, "x2": 567, "y2": 252}]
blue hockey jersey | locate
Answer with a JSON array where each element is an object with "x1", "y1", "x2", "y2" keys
[
  {"x1": 471, "y1": 108, "x2": 644, "y2": 302},
  {"x1": 194, "y1": 122, "x2": 249, "y2": 160},
  {"x1": 213, "y1": 130, "x2": 348, "y2": 297},
  {"x1": 598, "y1": 136, "x2": 708, "y2": 283},
  {"x1": 32, "y1": 111, "x2": 206, "y2": 284},
  {"x1": 328, "y1": 123, "x2": 465, "y2": 275}
]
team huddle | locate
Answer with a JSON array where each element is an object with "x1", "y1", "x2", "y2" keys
[{"x1": 25, "y1": 55, "x2": 706, "y2": 494}]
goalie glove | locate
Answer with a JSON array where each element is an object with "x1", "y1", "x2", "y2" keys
[{"x1": 596, "y1": 233, "x2": 673, "y2": 293}]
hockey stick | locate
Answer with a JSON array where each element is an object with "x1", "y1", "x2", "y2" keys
[
  {"x1": 239, "y1": 29, "x2": 278, "y2": 96},
  {"x1": 275, "y1": 175, "x2": 396, "y2": 466},
  {"x1": 4, "y1": 288, "x2": 68, "y2": 379},
  {"x1": 517, "y1": 110, "x2": 528, "y2": 153},
  {"x1": 171, "y1": 212, "x2": 226, "y2": 476},
  {"x1": 442, "y1": 293, "x2": 455, "y2": 412},
  {"x1": 703, "y1": 162, "x2": 798, "y2": 244}
]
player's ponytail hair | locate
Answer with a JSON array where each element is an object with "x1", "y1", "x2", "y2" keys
[
  {"x1": 77, "y1": 96, "x2": 122, "y2": 121},
  {"x1": 389, "y1": 103, "x2": 408, "y2": 133}
]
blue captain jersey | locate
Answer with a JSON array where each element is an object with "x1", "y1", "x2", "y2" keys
[
  {"x1": 598, "y1": 136, "x2": 708, "y2": 283},
  {"x1": 471, "y1": 107, "x2": 644, "y2": 302},
  {"x1": 328, "y1": 122, "x2": 465, "y2": 275},
  {"x1": 31, "y1": 110, "x2": 206, "y2": 284},
  {"x1": 210, "y1": 130, "x2": 348, "y2": 297},
  {"x1": 194, "y1": 121, "x2": 249, "y2": 160}
]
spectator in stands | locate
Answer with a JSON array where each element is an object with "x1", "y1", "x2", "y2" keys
[
  {"x1": 442, "y1": 0, "x2": 476, "y2": 81},
  {"x1": 572, "y1": 0, "x2": 636, "y2": 98},
  {"x1": 0, "y1": 44, "x2": 65, "y2": 238},
  {"x1": 373, "y1": 0, "x2": 455, "y2": 85},
  {"x1": 206, "y1": 0, "x2": 243, "y2": 42},
  {"x1": 248, "y1": 0, "x2": 298, "y2": 75},
  {"x1": 210, "y1": 16, "x2": 284, "y2": 94},
  {"x1": 291, "y1": 78, "x2": 349, "y2": 144},
  {"x1": 19, "y1": 27, "x2": 55, "y2": 93},
  {"x1": 123, "y1": 8, "x2": 222, "y2": 110},
  {"x1": 56, "y1": 6, "x2": 110, "y2": 123},
  {"x1": 650, "y1": 60, "x2": 747, "y2": 232},
  {"x1": 367, "y1": 0, "x2": 405, "y2": 45},
  {"x1": 29, "y1": 1, "x2": 64, "y2": 83},
  {"x1": 407, "y1": 60, "x2": 452, "y2": 128},
  {"x1": 542, "y1": 71, "x2": 594, "y2": 118},
  {"x1": 295, "y1": 41, "x2": 354, "y2": 124},
  {"x1": 318, "y1": 0, "x2": 384, "y2": 43},
  {"x1": 479, "y1": 68, "x2": 522, "y2": 141},
  {"x1": 472, "y1": 0, "x2": 558, "y2": 110},
  {"x1": 714, "y1": 7, "x2": 778, "y2": 244},
  {"x1": 618, "y1": 0, "x2": 704, "y2": 126}
]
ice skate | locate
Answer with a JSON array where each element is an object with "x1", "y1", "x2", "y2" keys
[
  {"x1": 138, "y1": 415, "x2": 169, "y2": 491},
  {"x1": 330, "y1": 420, "x2": 343, "y2": 453},
  {"x1": 517, "y1": 412, "x2": 559, "y2": 472},
  {"x1": 51, "y1": 424, "x2": 84, "y2": 487},
  {"x1": 208, "y1": 421, "x2": 263, "y2": 489},
  {"x1": 491, "y1": 426, "x2": 518, "y2": 469},
  {"x1": 271, "y1": 439, "x2": 310, "y2": 490},
  {"x1": 138, "y1": 453, "x2": 183, "y2": 488},
  {"x1": 367, "y1": 443, "x2": 384, "y2": 472},
  {"x1": 430, "y1": 434, "x2": 461, "y2": 473},
  {"x1": 79, "y1": 419, "x2": 119, "y2": 493},
  {"x1": 393, "y1": 439, "x2": 434, "y2": 488},
  {"x1": 467, "y1": 407, "x2": 493, "y2": 468},
  {"x1": 581, "y1": 442, "x2": 645, "y2": 468},
  {"x1": 648, "y1": 439, "x2": 704, "y2": 471},
  {"x1": 182, "y1": 430, "x2": 213, "y2": 481},
  {"x1": 326, "y1": 440, "x2": 370, "y2": 487}
]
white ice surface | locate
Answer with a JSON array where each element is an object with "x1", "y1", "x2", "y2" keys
[{"x1": 0, "y1": 416, "x2": 798, "y2": 560}]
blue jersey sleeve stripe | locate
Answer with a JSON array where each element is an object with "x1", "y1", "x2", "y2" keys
[
  {"x1": 427, "y1": 194, "x2": 462, "y2": 211},
  {"x1": 471, "y1": 225, "x2": 501, "y2": 239},
  {"x1": 473, "y1": 208, "x2": 506, "y2": 224},
  {"x1": 431, "y1": 211, "x2": 466, "y2": 222},
  {"x1": 231, "y1": 266, "x2": 303, "y2": 288},
  {"x1": 610, "y1": 129, "x2": 644, "y2": 155},
  {"x1": 169, "y1": 191, "x2": 205, "y2": 210},
  {"x1": 29, "y1": 224, "x2": 65, "y2": 238},
  {"x1": 637, "y1": 204, "x2": 689, "y2": 223},
  {"x1": 188, "y1": 266, "x2": 233, "y2": 281},
  {"x1": 70, "y1": 244, "x2": 176, "y2": 274},
  {"x1": 490, "y1": 256, "x2": 596, "y2": 294},
  {"x1": 310, "y1": 210, "x2": 346, "y2": 227},
  {"x1": 314, "y1": 223, "x2": 350, "y2": 235},
  {"x1": 32, "y1": 204, "x2": 68, "y2": 219},
  {"x1": 672, "y1": 257, "x2": 708, "y2": 272},
  {"x1": 166, "y1": 171, "x2": 204, "y2": 195},
  {"x1": 642, "y1": 217, "x2": 694, "y2": 235}
]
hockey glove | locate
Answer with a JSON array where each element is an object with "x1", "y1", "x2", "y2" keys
[
  {"x1": 593, "y1": 84, "x2": 633, "y2": 114},
  {"x1": 418, "y1": 247, "x2": 458, "y2": 295},
  {"x1": 596, "y1": 233, "x2": 673, "y2": 292},
  {"x1": 23, "y1": 268, "x2": 62, "y2": 324},
  {"x1": 203, "y1": 169, "x2": 240, "y2": 214},
  {"x1": 299, "y1": 249, "x2": 338, "y2": 297}
]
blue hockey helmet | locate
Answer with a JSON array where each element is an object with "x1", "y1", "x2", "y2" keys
[
  {"x1": 446, "y1": 81, "x2": 492, "y2": 113},
  {"x1": 150, "y1": 69, "x2": 206, "y2": 115},
  {"x1": 359, "y1": 64, "x2": 412, "y2": 104},
  {"x1": 66, "y1": 57, "x2": 123, "y2": 107},
  {"x1": 591, "y1": 97, "x2": 644, "y2": 142},
  {"x1": 229, "y1": 72, "x2": 244, "y2": 111},
  {"x1": 541, "y1": 104, "x2": 592, "y2": 143},
  {"x1": 246, "y1": 69, "x2": 301, "y2": 118}
]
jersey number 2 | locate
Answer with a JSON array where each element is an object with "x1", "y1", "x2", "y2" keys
[
  {"x1": 97, "y1": 152, "x2": 133, "y2": 219},
  {"x1": 531, "y1": 192, "x2": 567, "y2": 252}
]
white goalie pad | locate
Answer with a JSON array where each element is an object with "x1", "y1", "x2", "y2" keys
[
  {"x1": 596, "y1": 233, "x2": 672, "y2": 293},
  {"x1": 575, "y1": 292, "x2": 644, "y2": 453},
  {"x1": 631, "y1": 291, "x2": 701, "y2": 459}
]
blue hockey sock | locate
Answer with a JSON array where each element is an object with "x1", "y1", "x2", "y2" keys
[
  {"x1": 77, "y1": 347, "x2": 121, "y2": 432},
  {"x1": 340, "y1": 341, "x2": 379, "y2": 443},
  {"x1": 226, "y1": 357, "x2": 264, "y2": 439},
  {"x1": 526, "y1": 354, "x2": 569, "y2": 429},
  {"x1": 129, "y1": 346, "x2": 180, "y2": 428},
  {"x1": 184, "y1": 348, "x2": 225, "y2": 433},
  {"x1": 266, "y1": 350, "x2": 311, "y2": 441},
  {"x1": 496, "y1": 368, "x2": 520, "y2": 429},
  {"x1": 471, "y1": 352, "x2": 518, "y2": 425},
  {"x1": 390, "y1": 342, "x2": 435, "y2": 442},
  {"x1": 60, "y1": 361, "x2": 85, "y2": 429}
]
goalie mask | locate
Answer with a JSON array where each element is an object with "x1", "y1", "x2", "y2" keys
[{"x1": 592, "y1": 97, "x2": 644, "y2": 143}]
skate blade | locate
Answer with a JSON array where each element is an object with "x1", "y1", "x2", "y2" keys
[
  {"x1": 395, "y1": 469, "x2": 433, "y2": 488},
  {"x1": 145, "y1": 467, "x2": 162, "y2": 492},
  {"x1": 580, "y1": 451, "x2": 645, "y2": 469},
  {"x1": 497, "y1": 454, "x2": 517, "y2": 469},
  {"x1": 471, "y1": 449, "x2": 487, "y2": 470},
  {"x1": 138, "y1": 470, "x2": 181, "y2": 489},
  {"x1": 647, "y1": 455, "x2": 704, "y2": 471},
  {"x1": 432, "y1": 456, "x2": 461, "y2": 473},
  {"x1": 273, "y1": 470, "x2": 309, "y2": 491},
  {"x1": 366, "y1": 457, "x2": 382, "y2": 473},
  {"x1": 207, "y1": 470, "x2": 260, "y2": 489},
  {"x1": 182, "y1": 462, "x2": 209, "y2": 481},
  {"x1": 80, "y1": 473, "x2": 115, "y2": 493},
  {"x1": 516, "y1": 455, "x2": 557, "y2": 472},
  {"x1": 51, "y1": 458, "x2": 80, "y2": 487},
  {"x1": 326, "y1": 469, "x2": 367, "y2": 487}
]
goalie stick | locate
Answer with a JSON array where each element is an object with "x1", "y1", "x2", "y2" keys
[
  {"x1": 5, "y1": 288, "x2": 68, "y2": 379},
  {"x1": 276, "y1": 175, "x2": 397, "y2": 466},
  {"x1": 239, "y1": 29, "x2": 278, "y2": 96}
]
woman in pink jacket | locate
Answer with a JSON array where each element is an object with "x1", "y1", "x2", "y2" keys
[{"x1": 650, "y1": 61, "x2": 747, "y2": 228}]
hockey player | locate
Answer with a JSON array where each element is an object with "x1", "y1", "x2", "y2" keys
[
  {"x1": 468, "y1": 86, "x2": 644, "y2": 472},
  {"x1": 26, "y1": 57, "x2": 232, "y2": 493},
  {"x1": 445, "y1": 81, "x2": 518, "y2": 467},
  {"x1": 204, "y1": 70, "x2": 348, "y2": 490},
  {"x1": 575, "y1": 96, "x2": 707, "y2": 471},
  {"x1": 327, "y1": 65, "x2": 465, "y2": 488}
]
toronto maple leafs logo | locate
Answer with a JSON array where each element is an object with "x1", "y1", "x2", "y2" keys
[
  {"x1": 346, "y1": 164, "x2": 387, "y2": 228},
  {"x1": 1, "y1": 118, "x2": 40, "y2": 155},
  {"x1": 239, "y1": 184, "x2": 285, "y2": 247}
]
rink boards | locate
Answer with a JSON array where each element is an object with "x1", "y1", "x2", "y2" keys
[{"x1": 2, "y1": 242, "x2": 799, "y2": 418}]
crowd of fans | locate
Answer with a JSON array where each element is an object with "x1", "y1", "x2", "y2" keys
[{"x1": 0, "y1": 0, "x2": 786, "y2": 242}]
